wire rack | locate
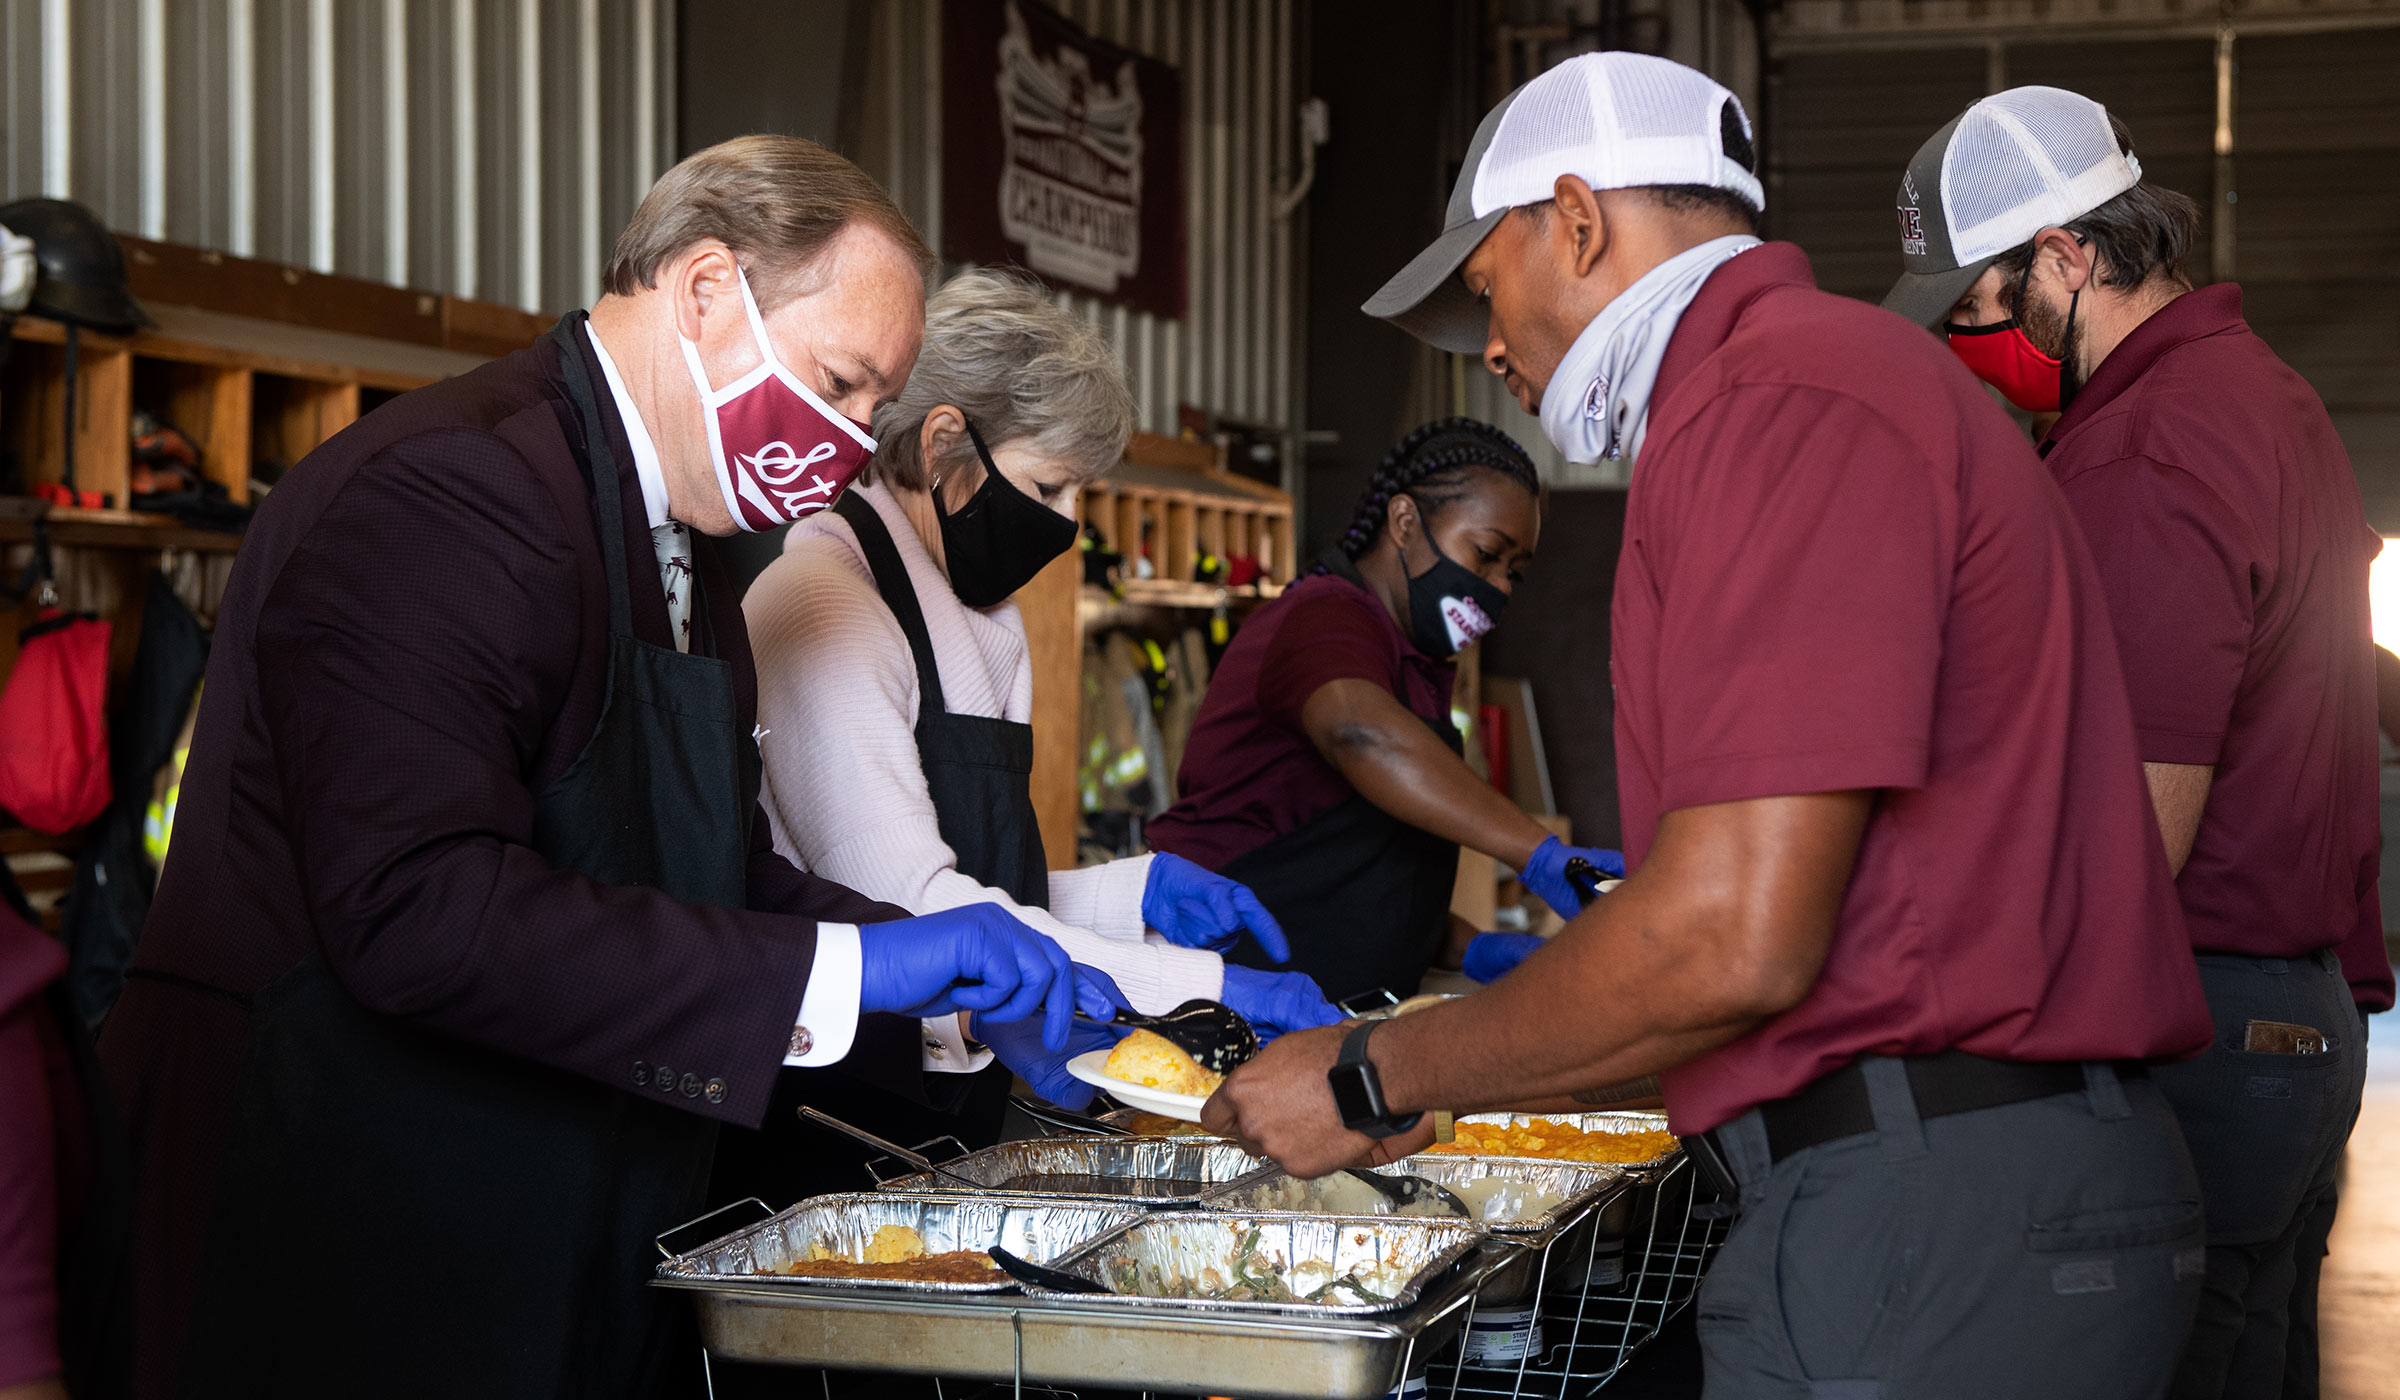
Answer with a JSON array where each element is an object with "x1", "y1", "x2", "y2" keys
[
  {"x1": 726, "y1": 1131, "x2": 1724, "y2": 1400},
  {"x1": 1427, "y1": 1156, "x2": 1727, "y2": 1399}
]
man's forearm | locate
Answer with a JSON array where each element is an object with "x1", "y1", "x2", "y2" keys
[
  {"x1": 1370, "y1": 921, "x2": 1769, "y2": 1115},
  {"x1": 1365, "y1": 792, "x2": 1869, "y2": 1116}
]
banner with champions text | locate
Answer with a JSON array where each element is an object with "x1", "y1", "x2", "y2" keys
[{"x1": 941, "y1": 0, "x2": 1186, "y2": 320}]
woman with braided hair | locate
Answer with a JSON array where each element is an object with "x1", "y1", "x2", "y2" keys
[{"x1": 1147, "y1": 419, "x2": 1622, "y2": 1001}]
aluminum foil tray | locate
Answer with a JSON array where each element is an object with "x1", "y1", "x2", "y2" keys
[
  {"x1": 1203, "y1": 1158, "x2": 1626, "y2": 1242},
  {"x1": 1427, "y1": 1111, "x2": 1682, "y2": 1172},
  {"x1": 1030, "y1": 1213, "x2": 1488, "y2": 1317},
  {"x1": 654, "y1": 1193, "x2": 1142, "y2": 1294},
  {"x1": 877, "y1": 1135, "x2": 1270, "y2": 1205},
  {"x1": 656, "y1": 1242, "x2": 1514, "y2": 1400}
]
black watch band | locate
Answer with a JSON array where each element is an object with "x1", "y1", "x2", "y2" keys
[{"x1": 1328, "y1": 1020, "x2": 1423, "y2": 1139}]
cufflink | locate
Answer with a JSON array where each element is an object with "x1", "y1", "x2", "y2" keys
[
  {"x1": 925, "y1": 1037, "x2": 947, "y2": 1059},
  {"x1": 790, "y1": 1027, "x2": 814, "y2": 1058},
  {"x1": 705, "y1": 1078, "x2": 727, "y2": 1104}
]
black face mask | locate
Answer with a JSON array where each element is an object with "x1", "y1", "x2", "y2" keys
[
  {"x1": 934, "y1": 418, "x2": 1080, "y2": 608},
  {"x1": 1400, "y1": 503, "x2": 1510, "y2": 658}
]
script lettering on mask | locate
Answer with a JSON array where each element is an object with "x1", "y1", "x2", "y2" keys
[{"x1": 742, "y1": 440, "x2": 845, "y2": 517}]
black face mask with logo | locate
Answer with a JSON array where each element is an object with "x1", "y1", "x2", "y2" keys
[
  {"x1": 935, "y1": 418, "x2": 1080, "y2": 608},
  {"x1": 1400, "y1": 498, "x2": 1510, "y2": 659}
]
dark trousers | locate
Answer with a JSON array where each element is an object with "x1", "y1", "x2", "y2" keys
[
  {"x1": 1697, "y1": 1059, "x2": 2203, "y2": 1399},
  {"x1": 2152, "y1": 950, "x2": 2368, "y2": 1400}
]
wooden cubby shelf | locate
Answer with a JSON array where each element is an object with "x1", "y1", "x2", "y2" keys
[{"x1": 3, "y1": 303, "x2": 485, "y2": 513}]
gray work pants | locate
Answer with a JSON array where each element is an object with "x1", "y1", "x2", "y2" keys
[
  {"x1": 1696, "y1": 1059, "x2": 2204, "y2": 1399},
  {"x1": 2152, "y1": 950, "x2": 2368, "y2": 1400}
]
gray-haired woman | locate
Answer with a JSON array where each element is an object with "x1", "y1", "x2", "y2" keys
[{"x1": 742, "y1": 269, "x2": 1338, "y2": 1128}]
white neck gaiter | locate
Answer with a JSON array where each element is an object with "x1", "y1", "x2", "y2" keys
[{"x1": 1537, "y1": 234, "x2": 1760, "y2": 465}]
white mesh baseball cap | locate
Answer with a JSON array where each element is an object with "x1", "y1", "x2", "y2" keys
[
  {"x1": 1882, "y1": 86, "x2": 2144, "y2": 327},
  {"x1": 1364, "y1": 52, "x2": 1763, "y2": 354}
]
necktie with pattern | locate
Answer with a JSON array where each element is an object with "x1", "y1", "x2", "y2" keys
[{"x1": 652, "y1": 521, "x2": 692, "y2": 653}]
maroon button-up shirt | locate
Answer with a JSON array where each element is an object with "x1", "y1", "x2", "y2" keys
[
  {"x1": 1616, "y1": 243, "x2": 2211, "y2": 1134},
  {"x1": 2040, "y1": 284, "x2": 2391, "y2": 1011}
]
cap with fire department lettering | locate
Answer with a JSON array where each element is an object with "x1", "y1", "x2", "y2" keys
[
  {"x1": 1363, "y1": 52, "x2": 1763, "y2": 355},
  {"x1": 1882, "y1": 85, "x2": 2144, "y2": 328}
]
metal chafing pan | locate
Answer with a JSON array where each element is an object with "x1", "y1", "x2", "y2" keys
[
  {"x1": 654, "y1": 1193, "x2": 1142, "y2": 1295},
  {"x1": 1429, "y1": 1111, "x2": 1683, "y2": 1173},
  {"x1": 654, "y1": 1239, "x2": 1517, "y2": 1400},
  {"x1": 1089, "y1": 1106, "x2": 1225, "y2": 1137},
  {"x1": 877, "y1": 1135, "x2": 1270, "y2": 1205},
  {"x1": 1026, "y1": 1213, "x2": 1489, "y2": 1317},
  {"x1": 1201, "y1": 1157, "x2": 1625, "y2": 1243}
]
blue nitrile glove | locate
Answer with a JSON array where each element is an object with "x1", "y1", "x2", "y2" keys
[
  {"x1": 972, "y1": 1010, "x2": 1127, "y2": 1110},
  {"x1": 859, "y1": 905, "x2": 1116, "y2": 1052},
  {"x1": 1462, "y1": 932, "x2": 1545, "y2": 985},
  {"x1": 1518, "y1": 836, "x2": 1627, "y2": 921},
  {"x1": 1220, "y1": 965, "x2": 1344, "y2": 1042},
  {"x1": 1141, "y1": 853, "x2": 1292, "y2": 962}
]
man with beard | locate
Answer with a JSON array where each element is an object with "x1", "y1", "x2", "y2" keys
[{"x1": 1884, "y1": 87, "x2": 2390, "y2": 1399}]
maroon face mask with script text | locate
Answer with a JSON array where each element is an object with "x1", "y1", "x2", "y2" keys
[{"x1": 678, "y1": 266, "x2": 878, "y2": 531}]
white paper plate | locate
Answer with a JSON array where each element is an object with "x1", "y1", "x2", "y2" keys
[{"x1": 1065, "y1": 1048, "x2": 1211, "y2": 1123}]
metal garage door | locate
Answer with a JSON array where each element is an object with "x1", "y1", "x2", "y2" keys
[{"x1": 1767, "y1": 17, "x2": 2399, "y2": 526}]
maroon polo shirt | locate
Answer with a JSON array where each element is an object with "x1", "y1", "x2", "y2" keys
[
  {"x1": 2040, "y1": 285, "x2": 2391, "y2": 1011},
  {"x1": 1615, "y1": 243, "x2": 2213, "y2": 1136},
  {"x1": 1148, "y1": 564, "x2": 1455, "y2": 870}
]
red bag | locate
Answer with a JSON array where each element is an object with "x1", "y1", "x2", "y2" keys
[{"x1": 0, "y1": 609, "x2": 112, "y2": 833}]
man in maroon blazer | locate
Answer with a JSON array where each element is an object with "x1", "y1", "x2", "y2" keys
[{"x1": 98, "y1": 137, "x2": 1099, "y2": 1400}]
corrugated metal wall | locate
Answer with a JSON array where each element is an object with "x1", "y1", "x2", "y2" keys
[
  {"x1": 854, "y1": 0, "x2": 1306, "y2": 462},
  {"x1": 0, "y1": 0, "x2": 674, "y2": 314}
]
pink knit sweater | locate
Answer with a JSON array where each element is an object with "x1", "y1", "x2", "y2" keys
[{"x1": 742, "y1": 482, "x2": 1224, "y2": 1014}]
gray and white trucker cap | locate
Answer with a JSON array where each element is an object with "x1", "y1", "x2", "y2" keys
[
  {"x1": 1882, "y1": 85, "x2": 2143, "y2": 327},
  {"x1": 1363, "y1": 52, "x2": 1764, "y2": 355}
]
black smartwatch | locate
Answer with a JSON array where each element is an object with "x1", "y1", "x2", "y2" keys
[{"x1": 1327, "y1": 1021, "x2": 1422, "y2": 1139}]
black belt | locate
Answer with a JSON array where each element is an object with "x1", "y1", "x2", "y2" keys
[{"x1": 1749, "y1": 1050, "x2": 2147, "y2": 1164}]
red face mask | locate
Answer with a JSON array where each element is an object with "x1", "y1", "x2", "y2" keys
[
  {"x1": 1945, "y1": 255, "x2": 2081, "y2": 414},
  {"x1": 1944, "y1": 318, "x2": 2065, "y2": 413}
]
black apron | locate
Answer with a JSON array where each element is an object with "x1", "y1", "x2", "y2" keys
[
  {"x1": 1217, "y1": 552, "x2": 1463, "y2": 1004},
  {"x1": 185, "y1": 316, "x2": 755, "y2": 1400},
  {"x1": 707, "y1": 493, "x2": 1033, "y2": 1219}
]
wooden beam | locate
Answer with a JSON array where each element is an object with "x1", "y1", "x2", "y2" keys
[{"x1": 1020, "y1": 544, "x2": 1084, "y2": 871}]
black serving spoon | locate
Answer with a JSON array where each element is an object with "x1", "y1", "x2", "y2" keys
[
  {"x1": 1079, "y1": 998, "x2": 1260, "y2": 1076},
  {"x1": 1339, "y1": 1168, "x2": 1473, "y2": 1218},
  {"x1": 988, "y1": 1245, "x2": 1113, "y2": 1294}
]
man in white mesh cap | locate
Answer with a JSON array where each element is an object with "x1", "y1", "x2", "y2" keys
[
  {"x1": 1202, "y1": 51, "x2": 2217, "y2": 1396},
  {"x1": 1890, "y1": 88, "x2": 2388, "y2": 1400}
]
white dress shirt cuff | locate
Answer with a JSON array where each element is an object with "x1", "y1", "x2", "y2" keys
[
  {"x1": 920, "y1": 1016, "x2": 997, "y2": 1074},
  {"x1": 785, "y1": 924, "x2": 861, "y2": 1067}
]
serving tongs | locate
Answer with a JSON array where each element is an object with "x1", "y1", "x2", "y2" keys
[
  {"x1": 1078, "y1": 998, "x2": 1260, "y2": 1074},
  {"x1": 798, "y1": 1106, "x2": 985, "y2": 1190},
  {"x1": 1010, "y1": 1094, "x2": 1137, "y2": 1137},
  {"x1": 987, "y1": 1245, "x2": 1113, "y2": 1294}
]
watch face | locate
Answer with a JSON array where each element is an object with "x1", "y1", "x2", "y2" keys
[{"x1": 1328, "y1": 1065, "x2": 1380, "y2": 1127}]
